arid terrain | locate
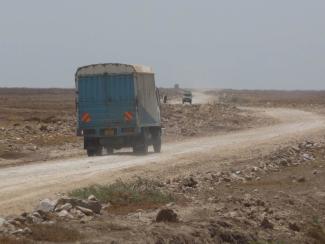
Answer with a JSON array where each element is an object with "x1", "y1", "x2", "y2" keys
[
  {"x1": 213, "y1": 90, "x2": 325, "y2": 111},
  {"x1": 0, "y1": 88, "x2": 267, "y2": 167},
  {"x1": 1, "y1": 89, "x2": 325, "y2": 243}
]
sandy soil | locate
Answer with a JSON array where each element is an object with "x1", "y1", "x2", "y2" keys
[{"x1": 1, "y1": 107, "x2": 324, "y2": 216}]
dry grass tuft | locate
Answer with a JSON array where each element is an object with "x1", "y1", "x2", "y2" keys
[{"x1": 69, "y1": 177, "x2": 174, "y2": 214}]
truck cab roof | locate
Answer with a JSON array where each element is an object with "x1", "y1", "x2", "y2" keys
[{"x1": 76, "y1": 63, "x2": 154, "y2": 77}]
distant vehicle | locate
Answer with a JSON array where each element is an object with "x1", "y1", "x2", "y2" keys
[
  {"x1": 182, "y1": 90, "x2": 193, "y2": 104},
  {"x1": 163, "y1": 95, "x2": 168, "y2": 104},
  {"x1": 75, "y1": 63, "x2": 162, "y2": 156}
]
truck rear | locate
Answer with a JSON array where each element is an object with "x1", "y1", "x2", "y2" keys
[
  {"x1": 182, "y1": 90, "x2": 193, "y2": 104},
  {"x1": 75, "y1": 63, "x2": 161, "y2": 156}
]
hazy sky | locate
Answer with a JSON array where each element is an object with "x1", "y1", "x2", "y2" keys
[{"x1": 0, "y1": 0, "x2": 324, "y2": 89}]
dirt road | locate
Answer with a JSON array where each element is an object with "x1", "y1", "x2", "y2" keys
[
  {"x1": 1, "y1": 106, "x2": 325, "y2": 215},
  {"x1": 169, "y1": 89, "x2": 216, "y2": 104}
]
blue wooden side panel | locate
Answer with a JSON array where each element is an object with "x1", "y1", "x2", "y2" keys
[{"x1": 77, "y1": 74, "x2": 136, "y2": 132}]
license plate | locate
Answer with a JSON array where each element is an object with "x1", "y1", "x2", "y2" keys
[
  {"x1": 122, "y1": 127, "x2": 135, "y2": 134},
  {"x1": 104, "y1": 128, "x2": 115, "y2": 136}
]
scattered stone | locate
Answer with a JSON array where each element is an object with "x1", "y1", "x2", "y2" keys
[
  {"x1": 35, "y1": 199, "x2": 57, "y2": 213},
  {"x1": 32, "y1": 212, "x2": 42, "y2": 219},
  {"x1": 223, "y1": 177, "x2": 232, "y2": 183},
  {"x1": 76, "y1": 206, "x2": 94, "y2": 216},
  {"x1": 256, "y1": 199, "x2": 265, "y2": 207},
  {"x1": 25, "y1": 145, "x2": 38, "y2": 151},
  {"x1": 26, "y1": 214, "x2": 42, "y2": 224},
  {"x1": 228, "y1": 211, "x2": 238, "y2": 218},
  {"x1": 70, "y1": 209, "x2": 85, "y2": 219},
  {"x1": 0, "y1": 217, "x2": 6, "y2": 226},
  {"x1": 80, "y1": 215, "x2": 94, "y2": 224},
  {"x1": 252, "y1": 167, "x2": 259, "y2": 172},
  {"x1": 56, "y1": 197, "x2": 102, "y2": 214},
  {"x1": 13, "y1": 216, "x2": 26, "y2": 224},
  {"x1": 56, "y1": 203, "x2": 73, "y2": 212},
  {"x1": 25, "y1": 125, "x2": 32, "y2": 130},
  {"x1": 289, "y1": 222, "x2": 300, "y2": 232},
  {"x1": 57, "y1": 210, "x2": 73, "y2": 219},
  {"x1": 260, "y1": 218, "x2": 274, "y2": 229},
  {"x1": 297, "y1": 177, "x2": 306, "y2": 183},
  {"x1": 88, "y1": 195, "x2": 97, "y2": 201},
  {"x1": 245, "y1": 175, "x2": 253, "y2": 181},
  {"x1": 12, "y1": 227, "x2": 32, "y2": 235},
  {"x1": 11, "y1": 229, "x2": 25, "y2": 235},
  {"x1": 182, "y1": 177, "x2": 198, "y2": 188},
  {"x1": 39, "y1": 125, "x2": 48, "y2": 131},
  {"x1": 166, "y1": 202, "x2": 176, "y2": 208},
  {"x1": 208, "y1": 197, "x2": 215, "y2": 203},
  {"x1": 156, "y1": 209, "x2": 178, "y2": 223},
  {"x1": 302, "y1": 153, "x2": 314, "y2": 161}
]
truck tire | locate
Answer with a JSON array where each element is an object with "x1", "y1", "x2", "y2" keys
[
  {"x1": 87, "y1": 147, "x2": 103, "y2": 157},
  {"x1": 105, "y1": 147, "x2": 114, "y2": 155},
  {"x1": 133, "y1": 130, "x2": 149, "y2": 155},
  {"x1": 133, "y1": 144, "x2": 148, "y2": 154},
  {"x1": 87, "y1": 149, "x2": 96, "y2": 157},
  {"x1": 153, "y1": 130, "x2": 161, "y2": 153}
]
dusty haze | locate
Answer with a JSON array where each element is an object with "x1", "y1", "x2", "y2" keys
[{"x1": 0, "y1": 0, "x2": 324, "y2": 89}]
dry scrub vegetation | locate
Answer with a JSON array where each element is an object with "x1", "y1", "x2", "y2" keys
[{"x1": 69, "y1": 178, "x2": 174, "y2": 214}]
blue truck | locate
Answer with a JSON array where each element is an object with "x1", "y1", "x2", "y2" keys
[{"x1": 75, "y1": 63, "x2": 162, "y2": 156}]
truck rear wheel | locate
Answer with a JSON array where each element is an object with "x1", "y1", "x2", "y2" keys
[
  {"x1": 105, "y1": 147, "x2": 114, "y2": 155},
  {"x1": 87, "y1": 147, "x2": 103, "y2": 157},
  {"x1": 133, "y1": 144, "x2": 148, "y2": 154},
  {"x1": 133, "y1": 130, "x2": 149, "y2": 155},
  {"x1": 153, "y1": 130, "x2": 161, "y2": 153},
  {"x1": 87, "y1": 149, "x2": 96, "y2": 157}
]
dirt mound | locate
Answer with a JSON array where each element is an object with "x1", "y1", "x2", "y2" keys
[
  {"x1": 161, "y1": 103, "x2": 270, "y2": 140},
  {"x1": 156, "y1": 209, "x2": 178, "y2": 223}
]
